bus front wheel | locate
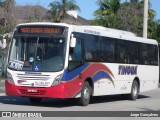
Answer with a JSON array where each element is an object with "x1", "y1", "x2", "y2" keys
[{"x1": 78, "y1": 81, "x2": 92, "y2": 106}]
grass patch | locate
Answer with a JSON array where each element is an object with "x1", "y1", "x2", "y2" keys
[
  {"x1": 0, "y1": 77, "x2": 5, "y2": 81},
  {"x1": 0, "y1": 88, "x2": 5, "y2": 93}
]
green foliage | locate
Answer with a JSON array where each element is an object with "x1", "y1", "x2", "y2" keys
[
  {"x1": 0, "y1": 0, "x2": 5, "y2": 7},
  {"x1": 156, "y1": 24, "x2": 160, "y2": 42},
  {"x1": 0, "y1": 77, "x2": 5, "y2": 80},
  {"x1": 0, "y1": 0, "x2": 15, "y2": 34},
  {"x1": 0, "y1": 0, "x2": 15, "y2": 77},
  {"x1": 0, "y1": 26, "x2": 5, "y2": 35},
  {"x1": 48, "y1": 0, "x2": 80, "y2": 22},
  {"x1": 116, "y1": 1, "x2": 144, "y2": 36},
  {"x1": 93, "y1": 0, "x2": 160, "y2": 42},
  {"x1": 148, "y1": 20, "x2": 160, "y2": 43},
  {"x1": 93, "y1": 0, "x2": 121, "y2": 28},
  {"x1": 0, "y1": 48, "x2": 7, "y2": 77}
]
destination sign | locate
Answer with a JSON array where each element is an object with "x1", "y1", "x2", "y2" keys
[{"x1": 18, "y1": 26, "x2": 64, "y2": 34}]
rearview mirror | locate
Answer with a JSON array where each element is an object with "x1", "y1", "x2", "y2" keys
[{"x1": 70, "y1": 34, "x2": 76, "y2": 48}]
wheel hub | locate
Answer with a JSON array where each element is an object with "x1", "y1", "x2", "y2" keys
[{"x1": 83, "y1": 87, "x2": 90, "y2": 101}]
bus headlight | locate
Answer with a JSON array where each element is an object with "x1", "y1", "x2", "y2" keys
[
  {"x1": 51, "y1": 74, "x2": 62, "y2": 86},
  {"x1": 7, "y1": 72, "x2": 15, "y2": 84}
]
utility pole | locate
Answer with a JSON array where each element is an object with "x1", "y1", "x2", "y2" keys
[{"x1": 143, "y1": 0, "x2": 149, "y2": 38}]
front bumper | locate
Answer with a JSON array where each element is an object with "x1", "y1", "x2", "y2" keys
[{"x1": 5, "y1": 80, "x2": 67, "y2": 98}]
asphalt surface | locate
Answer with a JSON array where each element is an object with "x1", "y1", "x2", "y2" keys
[
  {"x1": 0, "y1": 85, "x2": 160, "y2": 111},
  {"x1": 0, "y1": 80, "x2": 160, "y2": 119}
]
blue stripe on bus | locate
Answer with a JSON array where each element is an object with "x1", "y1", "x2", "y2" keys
[
  {"x1": 61, "y1": 63, "x2": 90, "y2": 81},
  {"x1": 92, "y1": 71, "x2": 113, "y2": 83}
]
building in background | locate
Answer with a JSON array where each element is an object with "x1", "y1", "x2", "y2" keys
[{"x1": 0, "y1": 5, "x2": 91, "y2": 25}]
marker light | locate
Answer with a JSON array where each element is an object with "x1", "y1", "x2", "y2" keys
[
  {"x1": 7, "y1": 72, "x2": 15, "y2": 84},
  {"x1": 51, "y1": 74, "x2": 62, "y2": 86}
]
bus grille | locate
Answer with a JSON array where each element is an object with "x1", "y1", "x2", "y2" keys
[{"x1": 17, "y1": 73, "x2": 50, "y2": 81}]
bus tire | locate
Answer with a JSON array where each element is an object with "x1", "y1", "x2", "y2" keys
[
  {"x1": 29, "y1": 97, "x2": 42, "y2": 103},
  {"x1": 78, "y1": 81, "x2": 92, "y2": 106},
  {"x1": 129, "y1": 80, "x2": 139, "y2": 100}
]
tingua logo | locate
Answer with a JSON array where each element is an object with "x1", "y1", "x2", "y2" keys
[{"x1": 118, "y1": 65, "x2": 138, "y2": 75}]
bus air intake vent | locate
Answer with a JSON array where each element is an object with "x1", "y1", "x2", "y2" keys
[{"x1": 17, "y1": 73, "x2": 50, "y2": 81}]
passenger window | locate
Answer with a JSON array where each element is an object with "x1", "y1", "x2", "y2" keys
[
  {"x1": 126, "y1": 42, "x2": 138, "y2": 64},
  {"x1": 115, "y1": 40, "x2": 127, "y2": 63},
  {"x1": 69, "y1": 39, "x2": 82, "y2": 61},
  {"x1": 69, "y1": 33, "x2": 83, "y2": 71},
  {"x1": 139, "y1": 44, "x2": 149, "y2": 65},
  {"x1": 101, "y1": 37, "x2": 114, "y2": 62},
  {"x1": 84, "y1": 35, "x2": 100, "y2": 61},
  {"x1": 148, "y1": 45, "x2": 158, "y2": 65}
]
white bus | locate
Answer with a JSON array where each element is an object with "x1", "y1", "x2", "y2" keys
[{"x1": 6, "y1": 22, "x2": 159, "y2": 106}]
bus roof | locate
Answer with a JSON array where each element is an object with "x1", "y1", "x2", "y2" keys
[
  {"x1": 77, "y1": 26, "x2": 137, "y2": 37},
  {"x1": 16, "y1": 23, "x2": 135, "y2": 36},
  {"x1": 73, "y1": 25, "x2": 158, "y2": 45},
  {"x1": 16, "y1": 22, "x2": 158, "y2": 45},
  {"x1": 16, "y1": 22, "x2": 71, "y2": 28}
]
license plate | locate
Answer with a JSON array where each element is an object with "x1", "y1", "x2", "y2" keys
[{"x1": 27, "y1": 89, "x2": 37, "y2": 92}]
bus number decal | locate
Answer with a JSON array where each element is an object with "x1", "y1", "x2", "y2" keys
[
  {"x1": 118, "y1": 65, "x2": 138, "y2": 75},
  {"x1": 8, "y1": 60, "x2": 24, "y2": 70}
]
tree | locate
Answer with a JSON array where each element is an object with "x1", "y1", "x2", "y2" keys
[
  {"x1": 0, "y1": 0, "x2": 6, "y2": 34},
  {"x1": 93, "y1": 0, "x2": 159, "y2": 39},
  {"x1": 156, "y1": 23, "x2": 160, "y2": 42},
  {"x1": 116, "y1": 0, "x2": 144, "y2": 36},
  {"x1": 93, "y1": 0, "x2": 121, "y2": 28},
  {"x1": 48, "y1": 0, "x2": 80, "y2": 22},
  {"x1": 0, "y1": 0, "x2": 15, "y2": 77},
  {"x1": 0, "y1": 0, "x2": 5, "y2": 7},
  {"x1": 4, "y1": 0, "x2": 16, "y2": 33},
  {"x1": 0, "y1": 0, "x2": 15, "y2": 34}
]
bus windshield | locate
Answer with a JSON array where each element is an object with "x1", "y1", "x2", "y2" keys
[{"x1": 8, "y1": 36, "x2": 65, "y2": 72}]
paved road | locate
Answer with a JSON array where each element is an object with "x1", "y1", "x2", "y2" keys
[
  {"x1": 0, "y1": 80, "x2": 4, "y2": 87},
  {"x1": 0, "y1": 80, "x2": 5, "y2": 93},
  {"x1": 0, "y1": 88, "x2": 160, "y2": 112}
]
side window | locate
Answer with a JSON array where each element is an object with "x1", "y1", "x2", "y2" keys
[
  {"x1": 139, "y1": 44, "x2": 149, "y2": 65},
  {"x1": 126, "y1": 42, "x2": 138, "y2": 64},
  {"x1": 101, "y1": 37, "x2": 114, "y2": 62},
  {"x1": 69, "y1": 33, "x2": 83, "y2": 71},
  {"x1": 148, "y1": 45, "x2": 158, "y2": 65},
  {"x1": 115, "y1": 40, "x2": 127, "y2": 63},
  {"x1": 69, "y1": 38, "x2": 82, "y2": 61},
  {"x1": 84, "y1": 35, "x2": 100, "y2": 61}
]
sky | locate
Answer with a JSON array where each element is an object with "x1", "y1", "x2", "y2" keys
[{"x1": 15, "y1": 0, "x2": 160, "y2": 20}]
